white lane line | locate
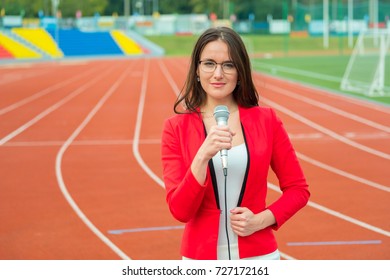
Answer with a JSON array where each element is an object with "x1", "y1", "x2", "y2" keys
[
  {"x1": 158, "y1": 59, "x2": 181, "y2": 95},
  {"x1": 0, "y1": 66, "x2": 116, "y2": 146},
  {"x1": 132, "y1": 58, "x2": 165, "y2": 188},
  {"x1": 0, "y1": 68, "x2": 52, "y2": 86},
  {"x1": 279, "y1": 252, "x2": 296, "y2": 260},
  {"x1": 108, "y1": 225, "x2": 185, "y2": 235},
  {"x1": 2, "y1": 139, "x2": 161, "y2": 147},
  {"x1": 268, "y1": 183, "x2": 390, "y2": 238},
  {"x1": 287, "y1": 240, "x2": 382, "y2": 246},
  {"x1": 55, "y1": 64, "x2": 132, "y2": 260},
  {"x1": 254, "y1": 61, "x2": 342, "y2": 82},
  {"x1": 0, "y1": 66, "x2": 101, "y2": 116},
  {"x1": 261, "y1": 96, "x2": 390, "y2": 160},
  {"x1": 265, "y1": 83, "x2": 390, "y2": 133},
  {"x1": 297, "y1": 152, "x2": 389, "y2": 192}
]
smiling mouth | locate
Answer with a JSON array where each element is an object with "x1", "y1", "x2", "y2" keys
[{"x1": 211, "y1": 83, "x2": 225, "y2": 87}]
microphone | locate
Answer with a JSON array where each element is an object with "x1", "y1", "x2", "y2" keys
[{"x1": 213, "y1": 105, "x2": 230, "y2": 176}]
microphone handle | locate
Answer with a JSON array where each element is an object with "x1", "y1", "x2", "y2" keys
[{"x1": 217, "y1": 120, "x2": 228, "y2": 175}]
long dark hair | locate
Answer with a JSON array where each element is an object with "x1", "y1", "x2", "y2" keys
[{"x1": 174, "y1": 26, "x2": 259, "y2": 114}]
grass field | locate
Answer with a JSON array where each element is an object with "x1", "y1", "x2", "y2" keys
[{"x1": 146, "y1": 34, "x2": 390, "y2": 105}]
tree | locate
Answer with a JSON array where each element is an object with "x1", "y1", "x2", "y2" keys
[
  {"x1": 104, "y1": 0, "x2": 123, "y2": 16},
  {"x1": 1, "y1": 0, "x2": 39, "y2": 17},
  {"x1": 159, "y1": 0, "x2": 193, "y2": 14},
  {"x1": 232, "y1": 0, "x2": 283, "y2": 21},
  {"x1": 0, "y1": 0, "x2": 110, "y2": 18},
  {"x1": 190, "y1": 0, "x2": 220, "y2": 17},
  {"x1": 59, "y1": 0, "x2": 108, "y2": 17}
]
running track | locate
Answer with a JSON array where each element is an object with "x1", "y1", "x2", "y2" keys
[{"x1": 0, "y1": 57, "x2": 389, "y2": 260}]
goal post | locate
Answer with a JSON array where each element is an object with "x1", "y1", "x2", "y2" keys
[{"x1": 340, "y1": 28, "x2": 390, "y2": 97}]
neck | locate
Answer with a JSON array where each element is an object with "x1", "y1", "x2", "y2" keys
[
  {"x1": 201, "y1": 101, "x2": 238, "y2": 116},
  {"x1": 200, "y1": 104, "x2": 238, "y2": 119}
]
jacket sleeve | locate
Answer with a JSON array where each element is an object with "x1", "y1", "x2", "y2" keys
[
  {"x1": 267, "y1": 109, "x2": 310, "y2": 230},
  {"x1": 161, "y1": 118, "x2": 210, "y2": 223}
]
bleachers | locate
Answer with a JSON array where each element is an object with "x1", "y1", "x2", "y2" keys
[
  {"x1": 0, "y1": 27, "x2": 161, "y2": 60},
  {"x1": 46, "y1": 29, "x2": 124, "y2": 57},
  {"x1": 0, "y1": 31, "x2": 42, "y2": 59},
  {"x1": 110, "y1": 30, "x2": 143, "y2": 55},
  {"x1": 12, "y1": 27, "x2": 63, "y2": 58}
]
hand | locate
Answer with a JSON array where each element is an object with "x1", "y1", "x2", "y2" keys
[
  {"x1": 199, "y1": 125, "x2": 235, "y2": 161},
  {"x1": 230, "y1": 207, "x2": 258, "y2": 237},
  {"x1": 230, "y1": 208, "x2": 276, "y2": 237},
  {"x1": 191, "y1": 125, "x2": 235, "y2": 185}
]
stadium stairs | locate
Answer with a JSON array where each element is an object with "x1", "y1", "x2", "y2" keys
[
  {"x1": 12, "y1": 27, "x2": 63, "y2": 58},
  {"x1": 0, "y1": 29, "x2": 44, "y2": 59},
  {"x1": 0, "y1": 27, "x2": 164, "y2": 61}
]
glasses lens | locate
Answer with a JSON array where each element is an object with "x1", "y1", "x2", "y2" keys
[
  {"x1": 222, "y1": 62, "x2": 235, "y2": 73},
  {"x1": 201, "y1": 61, "x2": 216, "y2": 72}
]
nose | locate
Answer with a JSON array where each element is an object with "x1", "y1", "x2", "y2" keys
[{"x1": 213, "y1": 64, "x2": 224, "y2": 78}]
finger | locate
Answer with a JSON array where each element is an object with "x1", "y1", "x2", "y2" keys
[
  {"x1": 230, "y1": 207, "x2": 247, "y2": 215},
  {"x1": 231, "y1": 226, "x2": 247, "y2": 237},
  {"x1": 231, "y1": 224, "x2": 243, "y2": 233},
  {"x1": 213, "y1": 125, "x2": 235, "y2": 137},
  {"x1": 209, "y1": 129, "x2": 232, "y2": 145}
]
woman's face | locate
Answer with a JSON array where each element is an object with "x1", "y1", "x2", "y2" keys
[{"x1": 197, "y1": 40, "x2": 238, "y2": 105}]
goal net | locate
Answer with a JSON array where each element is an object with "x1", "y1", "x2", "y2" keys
[{"x1": 340, "y1": 29, "x2": 390, "y2": 97}]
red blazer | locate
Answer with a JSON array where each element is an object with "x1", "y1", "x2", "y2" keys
[{"x1": 161, "y1": 106, "x2": 310, "y2": 259}]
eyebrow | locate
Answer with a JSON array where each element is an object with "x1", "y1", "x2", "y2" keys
[{"x1": 200, "y1": 58, "x2": 234, "y2": 63}]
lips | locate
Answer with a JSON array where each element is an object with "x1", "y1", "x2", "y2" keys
[{"x1": 211, "y1": 83, "x2": 225, "y2": 88}]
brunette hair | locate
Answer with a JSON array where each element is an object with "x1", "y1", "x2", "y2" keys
[{"x1": 174, "y1": 26, "x2": 259, "y2": 114}]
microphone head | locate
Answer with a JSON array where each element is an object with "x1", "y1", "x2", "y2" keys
[{"x1": 213, "y1": 105, "x2": 230, "y2": 124}]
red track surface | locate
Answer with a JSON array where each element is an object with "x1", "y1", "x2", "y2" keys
[{"x1": 0, "y1": 58, "x2": 389, "y2": 260}]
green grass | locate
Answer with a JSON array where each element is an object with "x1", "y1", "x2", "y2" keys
[
  {"x1": 253, "y1": 55, "x2": 390, "y2": 105},
  {"x1": 145, "y1": 34, "x2": 390, "y2": 105},
  {"x1": 146, "y1": 34, "x2": 354, "y2": 56},
  {"x1": 146, "y1": 34, "x2": 199, "y2": 56}
]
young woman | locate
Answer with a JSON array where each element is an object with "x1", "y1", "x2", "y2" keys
[{"x1": 161, "y1": 26, "x2": 310, "y2": 260}]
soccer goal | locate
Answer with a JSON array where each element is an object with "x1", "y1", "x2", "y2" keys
[{"x1": 340, "y1": 28, "x2": 390, "y2": 97}]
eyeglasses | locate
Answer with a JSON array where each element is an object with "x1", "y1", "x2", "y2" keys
[{"x1": 199, "y1": 60, "x2": 236, "y2": 74}]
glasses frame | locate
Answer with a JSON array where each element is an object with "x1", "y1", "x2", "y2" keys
[{"x1": 198, "y1": 60, "x2": 236, "y2": 74}]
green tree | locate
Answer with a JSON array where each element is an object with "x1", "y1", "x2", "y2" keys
[
  {"x1": 190, "y1": 0, "x2": 220, "y2": 17},
  {"x1": 59, "y1": 0, "x2": 108, "y2": 17},
  {"x1": 1, "y1": 0, "x2": 39, "y2": 17},
  {"x1": 159, "y1": 0, "x2": 193, "y2": 14},
  {"x1": 232, "y1": 0, "x2": 283, "y2": 21},
  {"x1": 104, "y1": 0, "x2": 123, "y2": 16}
]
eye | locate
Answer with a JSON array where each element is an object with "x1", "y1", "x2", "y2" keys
[
  {"x1": 222, "y1": 62, "x2": 235, "y2": 70},
  {"x1": 203, "y1": 61, "x2": 216, "y2": 67}
]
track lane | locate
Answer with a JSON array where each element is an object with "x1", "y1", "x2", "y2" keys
[
  {"x1": 0, "y1": 64, "x2": 118, "y2": 144},
  {"x1": 0, "y1": 61, "x2": 95, "y2": 108},
  {"x1": 0, "y1": 64, "x2": 104, "y2": 117},
  {"x1": 0, "y1": 60, "x2": 136, "y2": 259},
  {"x1": 260, "y1": 85, "x2": 390, "y2": 154},
  {"x1": 258, "y1": 73, "x2": 390, "y2": 118}
]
